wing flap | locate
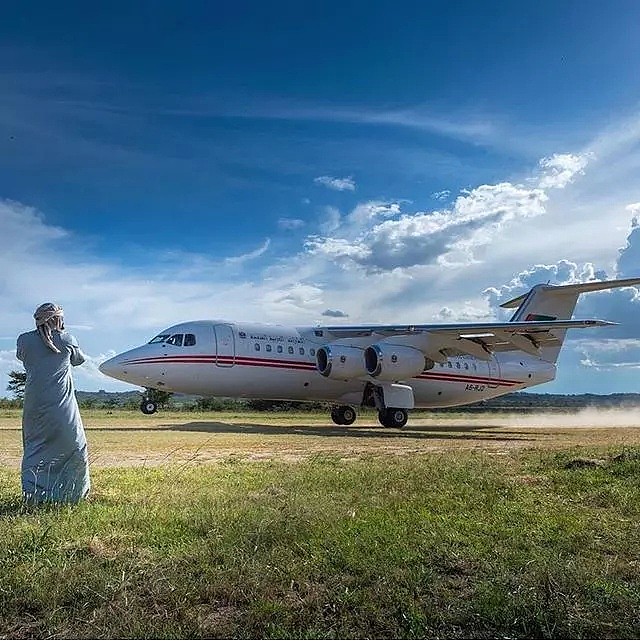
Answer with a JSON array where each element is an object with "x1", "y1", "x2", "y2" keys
[{"x1": 323, "y1": 319, "x2": 614, "y2": 338}]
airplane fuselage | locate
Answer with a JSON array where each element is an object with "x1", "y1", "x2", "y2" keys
[{"x1": 101, "y1": 320, "x2": 556, "y2": 409}]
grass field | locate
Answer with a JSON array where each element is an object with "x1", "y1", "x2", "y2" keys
[{"x1": 1, "y1": 409, "x2": 640, "y2": 638}]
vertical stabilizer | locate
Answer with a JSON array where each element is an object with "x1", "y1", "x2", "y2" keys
[{"x1": 499, "y1": 277, "x2": 640, "y2": 363}]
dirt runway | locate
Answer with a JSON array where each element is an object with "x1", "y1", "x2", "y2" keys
[{"x1": 1, "y1": 409, "x2": 640, "y2": 468}]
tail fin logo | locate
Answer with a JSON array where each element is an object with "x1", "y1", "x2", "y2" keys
[{"x1": 525, "y1": 313, "x2": 557, "y2": 321}]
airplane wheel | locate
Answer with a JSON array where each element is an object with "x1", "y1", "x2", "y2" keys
[
  {"x1": 140, "y1": 400, "x2": 158, "y2": 415},
  {"x1": 378, "y1": 408, "x2": 408, "y2": 428},
  {"x1": 331, "y1": 405, "x2": 357, "y2": 426}
]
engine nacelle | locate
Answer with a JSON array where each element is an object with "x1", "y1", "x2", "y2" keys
[
  {"x1": 316, "y1": 344, "x2": 367, "y2": 380},
  {"x1": 364, "y1": 344, "x2": 432, "y2": 381}
]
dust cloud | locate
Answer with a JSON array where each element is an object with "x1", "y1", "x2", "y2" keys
[{"x1": 491, "y1": 408, "x2": 640, "y2": 429}]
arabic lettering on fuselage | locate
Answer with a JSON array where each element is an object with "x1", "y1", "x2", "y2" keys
[{"x1": 247, "y1": 333, "x2": 303, "y2": 344}]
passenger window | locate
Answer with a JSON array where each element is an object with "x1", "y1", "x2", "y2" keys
[
  {"x1": 473, "y1": 363, "x2": 477, "y2": 371},
  {"x1": 464, "y1": 363, "x2": 469, "y2": 370},
  {"x1": 310, "y1": 348, "x2": 316, "y2": 356},
  {"x1": 456, "y1": 362, "x2": 460, "y2": 369},
  {"x1": 255, "y1": 343, "x2": 260, "y2": 351},
  {"x1": 277, "y1": 345, "x2": 283, "y2": 353},
  {"x1": 299, "y1": 347, "x2": 305, "y2": 355},
  {"x1": 166, "y1": 334, "x2": 183, "y2": 346},
  {"x1": 266, "y1": 344, "x2": 272, "y2": 352},
  {"x1": 447, "y1": 362, "x2": 452, "y2": 368},
  {"x1": 288, "y1": 346, "x2": 294, "y2": 354},
  {"x1": 184, "y1": 334, "x2": 196, "y2": 347}
]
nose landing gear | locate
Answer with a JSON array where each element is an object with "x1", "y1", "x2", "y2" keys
[
  {"x1": 330, "y1": 405, "x2": 357, "y2": 426},
  {"x1": 140, "y1": 399, "x2": 158, "y2": 415}
]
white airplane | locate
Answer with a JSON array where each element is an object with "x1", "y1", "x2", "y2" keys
[{"x1": 99, "y1": 277, "x2": 640, "y2": 427}]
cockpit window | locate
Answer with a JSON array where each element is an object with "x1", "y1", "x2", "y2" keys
[
  {"x1": 149, "y1": 332, "x2": 196, "y2": 346},
  {"x1": 148, "y1": 334, "x2": 170, "y2": 344}
]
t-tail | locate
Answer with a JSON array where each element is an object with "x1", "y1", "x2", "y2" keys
[{"x1": 500, "y1": 277, "x2": 640, "y2": 363}]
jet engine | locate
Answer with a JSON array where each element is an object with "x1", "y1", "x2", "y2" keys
[
  {"x1": 364, "y1": 344, "x2": 432, "y2": 381},
  {"x1": 316, "y1": 345, "x2": 367, "y2": 380}
]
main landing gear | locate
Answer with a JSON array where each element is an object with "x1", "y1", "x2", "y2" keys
[
  {"x1": 334, "y1": 382, "x2": 411, "y2": 428},
  {"x1": 329, "y1": 404, "x2": 409, "y2": 428},
  {"x1": 377, "y1": 408, "x2": 409, "y2": 429},
  {"x1": 331, "y1": 405, "x2": 357, "y2": 426}
]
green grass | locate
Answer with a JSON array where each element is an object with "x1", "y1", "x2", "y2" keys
[{"x1": 1, "y1": 450, "x2": 640, "y2": 638}]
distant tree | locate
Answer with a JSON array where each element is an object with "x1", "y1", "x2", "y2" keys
[
  {"x1": 7, "y1": 370, "x2": 26, "y2": 400},
  {"x1": 123, "y1": 395, "x2": 143, "y2": 410},
  {"x1": 144, "y1": 387, "x2": 174, "y2": 407}
]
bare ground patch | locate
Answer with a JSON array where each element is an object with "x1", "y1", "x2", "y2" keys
[{"x1": 1, "y1": 409, "x2": 639, "y2": 468}]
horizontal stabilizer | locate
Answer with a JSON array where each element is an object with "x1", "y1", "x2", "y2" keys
[{"x1": 500, "y1": 277, "x2": 640, "y2": 309}]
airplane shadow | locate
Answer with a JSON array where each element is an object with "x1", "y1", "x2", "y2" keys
[
  {"x1": 1, "y1": 423, "x2": 534, "y2": 442},
  {"x1": 148, "y1": 421, "x2": 534, "y2": 442}
]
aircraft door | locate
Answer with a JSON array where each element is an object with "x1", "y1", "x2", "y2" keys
[
  {"x1": 214, "y1": 324, "x2": 236, "y2": 367},
  {"x1": 487, "y1": 355, "x2": 500, "y2": 388}
]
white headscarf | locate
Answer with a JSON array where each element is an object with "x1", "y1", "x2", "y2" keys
[{"x1": 34, "y1": 303, "x2": 64, "y2": 353}]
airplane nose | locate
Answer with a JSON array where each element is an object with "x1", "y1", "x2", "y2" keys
[{"x1": 99, "y1": 355, "x2": 123, "y2": 378}]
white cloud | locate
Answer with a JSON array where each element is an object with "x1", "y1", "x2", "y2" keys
[
  {"x1": 537, "y1": 152, "x2": 592, "y2": 189},
  {"x1": 278, "y1": 218, "x2": 305, "y2": 230},
  {"x1": 346, "y1": 201, "x2": 401, "y2": 227},
  {"x1": 625, "y1": 202, "x2": 640, "y2": 216},
  {"x1": 302, "y1": 150, "x2": 598, "y2": 277},
  {"x1": 431, "y1": 190, "x2": 451, "y2": 201},
  {"x1": 483, "y1": 259, "x2": 601, "y2": 315},
  {"x1": 259, "y1": 283, "x2": 325, "y2": 317},
  {"x1": 224, "y1": 238, "x2": 271, "y2": 265},
  {"x1": 576, "y1": 339, "x2": 640, "y2": 369},
  {"x1": 0, "y1": 349, "x2": 22, "y2": 396},
  {"x1": 254, "y1": 102, "x2": 505, "y2": 149},
  {"x1": 313, "y1": 175, "x2": 356, "y2": 191},
  {"x1": 321, "y1": 309, "x2": 349, "y2": 318},
  {"x1": 434, "y1": 304, "x2": 489, "y2": 322},
  {"x1": 319, "y1": 206, "x2": 342, "y2": 234},
  {"x1": 307, "y1": 181, "x2": 548, "y2": 272}
]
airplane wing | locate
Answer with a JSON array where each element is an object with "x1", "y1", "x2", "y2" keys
[
  {"x1": 308, "y1": 277, "x2": 638, "y2": 362},
  {"x1": 313, "y1": 319, "x2": 615, "y2": 361}
]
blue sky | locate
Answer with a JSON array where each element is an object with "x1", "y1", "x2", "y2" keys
[{"x1": 2, "y1": 0, "x2": 640, "y2": 394}]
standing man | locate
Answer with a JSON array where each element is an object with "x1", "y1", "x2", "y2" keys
[{"x1": 17, "y1": 303, "x2": 90, "y2": 503}]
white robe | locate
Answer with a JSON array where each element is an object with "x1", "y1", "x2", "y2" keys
[{"x1": 16, "y1": 330, "x2": 90, "y2": 503}]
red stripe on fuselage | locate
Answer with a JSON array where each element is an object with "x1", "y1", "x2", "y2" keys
[
  {"x1": 416, "y1": 375, "x2": 518, "y2": 388},
  {"x1": 416, "y1": 371, "x2": 522, "y2": 386},
  {"x1": 122, "y1": 354, "x2": 316, "y2": 370},
  {"x1": 120, "y1": 355, "x2": 522, "y2": 386}
]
